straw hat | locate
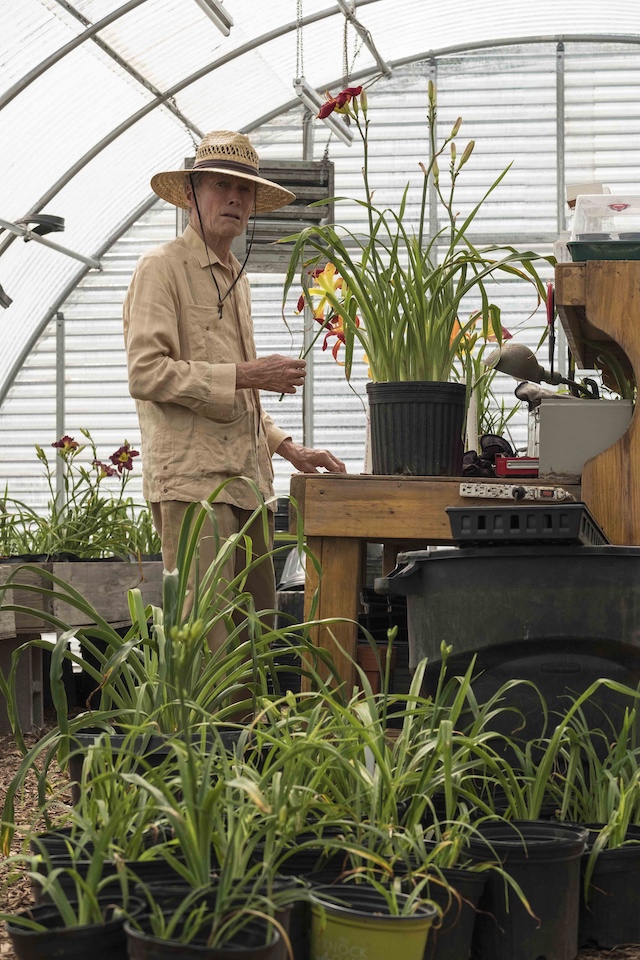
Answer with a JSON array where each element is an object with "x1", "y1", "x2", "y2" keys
[{"x1": 151, "y1": 130, "x2": 295, "y2": 214}]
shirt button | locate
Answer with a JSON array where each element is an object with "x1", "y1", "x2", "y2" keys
[
  {"x1": 163, "y1": 465, "x2": 168, "y2": 471},
  {"x1": 206, "y1": 325, "x2": 210, "y2": 330},
  {"x1": 223, "y1": 435, "x2": 228, "y2": 441}
]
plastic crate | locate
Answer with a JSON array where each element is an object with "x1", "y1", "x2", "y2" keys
[{"x1": 446, "y1": 503, "x2": 609, "y2": 547}]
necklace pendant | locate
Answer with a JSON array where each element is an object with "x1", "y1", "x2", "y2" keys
[{"x1": 218, "y1": 301, "x2": 223, "y2": 319}]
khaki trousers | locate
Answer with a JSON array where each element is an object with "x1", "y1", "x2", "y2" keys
[{"x1": 151, "y1": 500, "x2": 276, "y2": 654}]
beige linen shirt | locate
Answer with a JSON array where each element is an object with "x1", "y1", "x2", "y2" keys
[{"x1": 123, "y1": 225, "x2": 290, "y2": 509}]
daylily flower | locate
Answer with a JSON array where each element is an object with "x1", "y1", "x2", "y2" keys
[
  {"x1": 318, "y1": 85, "x2": 362, "y2": 119},
  {"x1": 52, "y1": 435, "x2": 79, "y2": 453},
  {"x1": 93, "y1": 459, "x2": 118, "y2": 479},
  {"x1": 295, "y1": 266, "x2": 326, "y2": 314},
  {"x1": 320, "y1": 313, "x2": 361, "y2": 361},
  {"x1": 109, "y1": 442, "x2": 140, "y2": 474},
  {"x1": 306, "y1": 263, "x2": 343, "y2": 320}
]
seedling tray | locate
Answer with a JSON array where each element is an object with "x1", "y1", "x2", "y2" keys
[
  {"x1": 568, "y1": 240, "x2": 640, "y2": 261},
  {"x1": 446, "y1": 503, "x2": 609, "y2": 547}
]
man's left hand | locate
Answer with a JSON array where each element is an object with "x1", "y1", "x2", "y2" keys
[{"x1": 276, "y1": 439, "x2": 347, "y2": 474}]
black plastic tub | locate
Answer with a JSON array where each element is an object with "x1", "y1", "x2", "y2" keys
[
  {"x1": 376, "y1": 544, "x2": 640, "y2": 743},
  {"x1": 125, "y1": 916, "x2": 283, "y2": 960}
]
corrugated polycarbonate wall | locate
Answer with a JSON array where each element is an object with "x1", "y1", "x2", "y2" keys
[{"x1": 1, "y1": 43, "x2": 638, "y2": 509}]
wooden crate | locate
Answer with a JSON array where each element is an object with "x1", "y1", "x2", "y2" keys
[
  {"x1": 50, "y1": 560, "x2": 164, "y2": 629},
  {"x1": 0, "y1": 562, "x2": 52, "y2": 633}
]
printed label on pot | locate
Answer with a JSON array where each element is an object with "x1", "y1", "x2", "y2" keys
[{"x1": 316, "y1": 937, "x2": 369, "y2": 959}]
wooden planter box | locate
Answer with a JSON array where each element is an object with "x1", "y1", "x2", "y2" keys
[
  {"x1": 0, "y1": 559, "x2": 164, "y2": 734},
  {"x1": 50, "y1": 559, "x2": 164, "y2": 630}
]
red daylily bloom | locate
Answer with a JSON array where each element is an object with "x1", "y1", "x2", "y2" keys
[
  {"x1": 318, "y1": 85, "x2": 362, "y2": 119},
  {"x1": 320, "y1": 313, "x2": 361, "y2": 360},
  {"x1": 52, "y1": 435, "x2": 79, "y2": 453},
  {"x1": 109, "y1": 442, "x2": 140, "y2": 474},
  {"x1": 93, "y1": 459, "x2": 118, "y2": 479}
]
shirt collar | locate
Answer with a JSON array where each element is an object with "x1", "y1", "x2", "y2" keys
[{"x1": 182, "y1": 224, "x2": 242, "y2": 273}]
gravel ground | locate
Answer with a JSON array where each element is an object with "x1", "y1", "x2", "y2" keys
[{"x1": 0, "y1": 730, "x2": 639, "y2": 959}]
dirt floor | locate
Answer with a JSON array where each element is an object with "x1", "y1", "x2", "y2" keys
[{"x1": 0, "y1": 730, "x2": 639, "y2": 960}]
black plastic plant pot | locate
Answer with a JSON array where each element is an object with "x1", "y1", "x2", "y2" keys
[
  {"x1": 134, "y1": 879, "x2": 300, "y2": 960},
  {"x1": 366, "y1": 381, "x2": 466, "y2": 477},
  {"x1": 310, "y1": 885, "x2": 437, "y2": 960},
  {"x1": 578, "y1": 824, "x2": 640, "y2": 948},
  {"x1": 31, "y1": 854, "x2": 184, "y2": 906},
  {"x1": 68, "y1": 726, "x2": 242, "y2": 804},
  {"x1": 7, "y1": 896, "x2": 145, "y2": 960},
  {"x1": 125, "y1": 916, "x2": 283, "y2": 959},
  {"x1": 422, "y1": 867, "x2": 487, "y2": 960},
  {"x1": 468, "y1": 820, "x2": 588, "y2": 960}
]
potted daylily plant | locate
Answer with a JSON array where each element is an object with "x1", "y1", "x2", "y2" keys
[{"x1": 283, "y1": 82, "x2": 551, "y2": 476}]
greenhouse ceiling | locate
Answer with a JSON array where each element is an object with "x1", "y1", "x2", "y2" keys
[{"x1": 2, "y1": 0, "x2": 640, "y2": 401}]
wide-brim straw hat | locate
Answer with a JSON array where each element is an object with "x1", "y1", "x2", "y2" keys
[{"x1": 151, "y1": 130, "x2": 295, "y2": 214}]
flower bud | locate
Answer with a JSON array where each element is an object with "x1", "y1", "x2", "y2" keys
[
  {"x1": 428, "y1": 79, "x2": 436, "y2": 104},
  {"x1": 459, "y1": 140, "x2": 475, "y2": 167},
  {"x1": 360, "y1": 86, "x2": 368, "y2": 114},
  {"x1": 450, "y1": 116, "x2": 462, "y2": 137},
  {"x1": 450, "y1": 141, "x2": 457, "y2": 162},
  {"x1": 432, "y1": 157, "x2": 439, "y2": 181}
]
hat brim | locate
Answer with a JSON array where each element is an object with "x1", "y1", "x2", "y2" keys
[{"x1": 150, "y1": 167, "x2": 295, "y2": 215}]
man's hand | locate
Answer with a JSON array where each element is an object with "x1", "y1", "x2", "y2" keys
[
  {"x1": 276, "y1": 439, "x2": 347, "y2": 474},
  {"x1": 236, "y1": 355, "x2": 306, "y2": 394}
]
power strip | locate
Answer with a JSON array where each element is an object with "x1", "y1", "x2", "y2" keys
[{"x1": 459, "y1": 482, "x2": 576, "y2": 502}]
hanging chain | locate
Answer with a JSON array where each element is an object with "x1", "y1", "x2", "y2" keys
[
  {"x1": 342, "y1": 14, "x2": 349, "y2": 87},
  {"x1": 296, "y1": 0, "x2": 304, "y2": 77},
  {"x1": 167, "y1": 95, "x2": 200, "y2": 151}
]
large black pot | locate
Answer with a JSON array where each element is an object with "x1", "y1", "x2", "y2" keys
[
  {"x1": 366, "y1": 381, "x2": 466, "y2": 477},
  {"x1": 468, "y1": 820, "x2": 587, "y2": 960},
  {"x1": 579, "y1": 824, "x2": 640, "y2": 948},
  {"x1": 125, "y1": 915, "x2": 283, "y2": 960},
  {"x1": 422, "y1": 866, "x2": 487, "y2": 960},
  {"x1": 6, "y1": 896, "x2": 144, "y2": 960}
]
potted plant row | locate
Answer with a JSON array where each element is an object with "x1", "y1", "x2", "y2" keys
[{"x1": 3, "y1": 491, "x2": 640, "y2": 958}]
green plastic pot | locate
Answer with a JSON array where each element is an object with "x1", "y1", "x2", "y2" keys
[{"x1": 309, "y1": 885, "x2": 437, "y2": 960}]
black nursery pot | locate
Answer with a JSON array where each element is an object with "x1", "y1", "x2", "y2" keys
[
  {"x1": 367, "y1": 380, "x2": 466, "y2": 477},
  {"x1": 7, "y1": 897, "x2": 144, "y2": 960},
  {"x1": 422, "y1": 867, "x2": 487, "y2": 960},
  {"x1": 125, "y1": 916, "x2": 283, "y2": 960},
  {"x1": 578, "y1": 824, "x2": 640, "y2": 949},
  {"x1": 468, "y1": 820, "x2": 588, "y2": 960}
]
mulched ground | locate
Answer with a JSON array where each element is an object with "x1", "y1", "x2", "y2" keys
[{"x1": 0, "y1": 729, "x2": 639, "y2": 959}]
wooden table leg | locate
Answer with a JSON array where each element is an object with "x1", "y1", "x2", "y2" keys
[{"x1": 301, "y1": 536, "x2": 364, "y2": 693}]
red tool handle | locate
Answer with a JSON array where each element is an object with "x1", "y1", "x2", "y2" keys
[
  {"x1": 546, "y1": 281, "x2": 556, "y2": 373},
  {"x1": 546, "y1": 281, "x2": 555, "y2": 325}
]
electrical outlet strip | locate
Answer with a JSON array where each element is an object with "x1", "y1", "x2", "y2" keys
[{"x1": 459, "y1": 482, "x2": 576, "y2": 502}]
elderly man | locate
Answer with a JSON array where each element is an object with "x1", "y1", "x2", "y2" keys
[{"x1": 123, "y1": 130, "x2": 345, "y2": 650}]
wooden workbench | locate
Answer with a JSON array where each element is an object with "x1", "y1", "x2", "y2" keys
[
  {"x1": 289, "y1": 474, "x2": 580, "y2": 690},
  {"x1": 555, "y1": 261, "x2": 640, "y2": 545}
]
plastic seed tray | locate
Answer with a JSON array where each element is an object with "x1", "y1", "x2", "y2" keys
[{"x1": 446, "y1": 503, "x2": 609, "y2": 547}]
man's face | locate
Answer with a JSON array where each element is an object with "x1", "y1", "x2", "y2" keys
[{"x1": 186, "y1": 173, "x2": 255, "y2": 244}]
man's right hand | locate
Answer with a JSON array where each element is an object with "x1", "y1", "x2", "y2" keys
[{"x1": 236, "y1": 355, "x2": 307, "y2": 394}]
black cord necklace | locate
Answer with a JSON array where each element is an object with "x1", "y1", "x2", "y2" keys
[{"x1": 189, "y1": 173, "x2": 256, "y2": 319}]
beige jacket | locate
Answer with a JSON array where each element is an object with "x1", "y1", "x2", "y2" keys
[{"x1": 123, "y1": 226, "x2": 290, "y2": 509}]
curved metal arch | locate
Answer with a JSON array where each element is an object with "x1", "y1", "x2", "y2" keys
[
  {"x1": 0, "y1": 0, "x2": 149, "y2": 112},
  {"x1": 3, "y1": 27, "x2": 639, "y2": 263},
  {"x1": 0, "y1": 0, "x2": 381, "y2": 261},
  {"x1": 0, "y1": 193, "x2": 160, "y2": 409}
]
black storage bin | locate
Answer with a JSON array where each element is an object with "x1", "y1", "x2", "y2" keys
[{"x1": 375, "y1": 545, "x2": 640, "y2": 741}]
